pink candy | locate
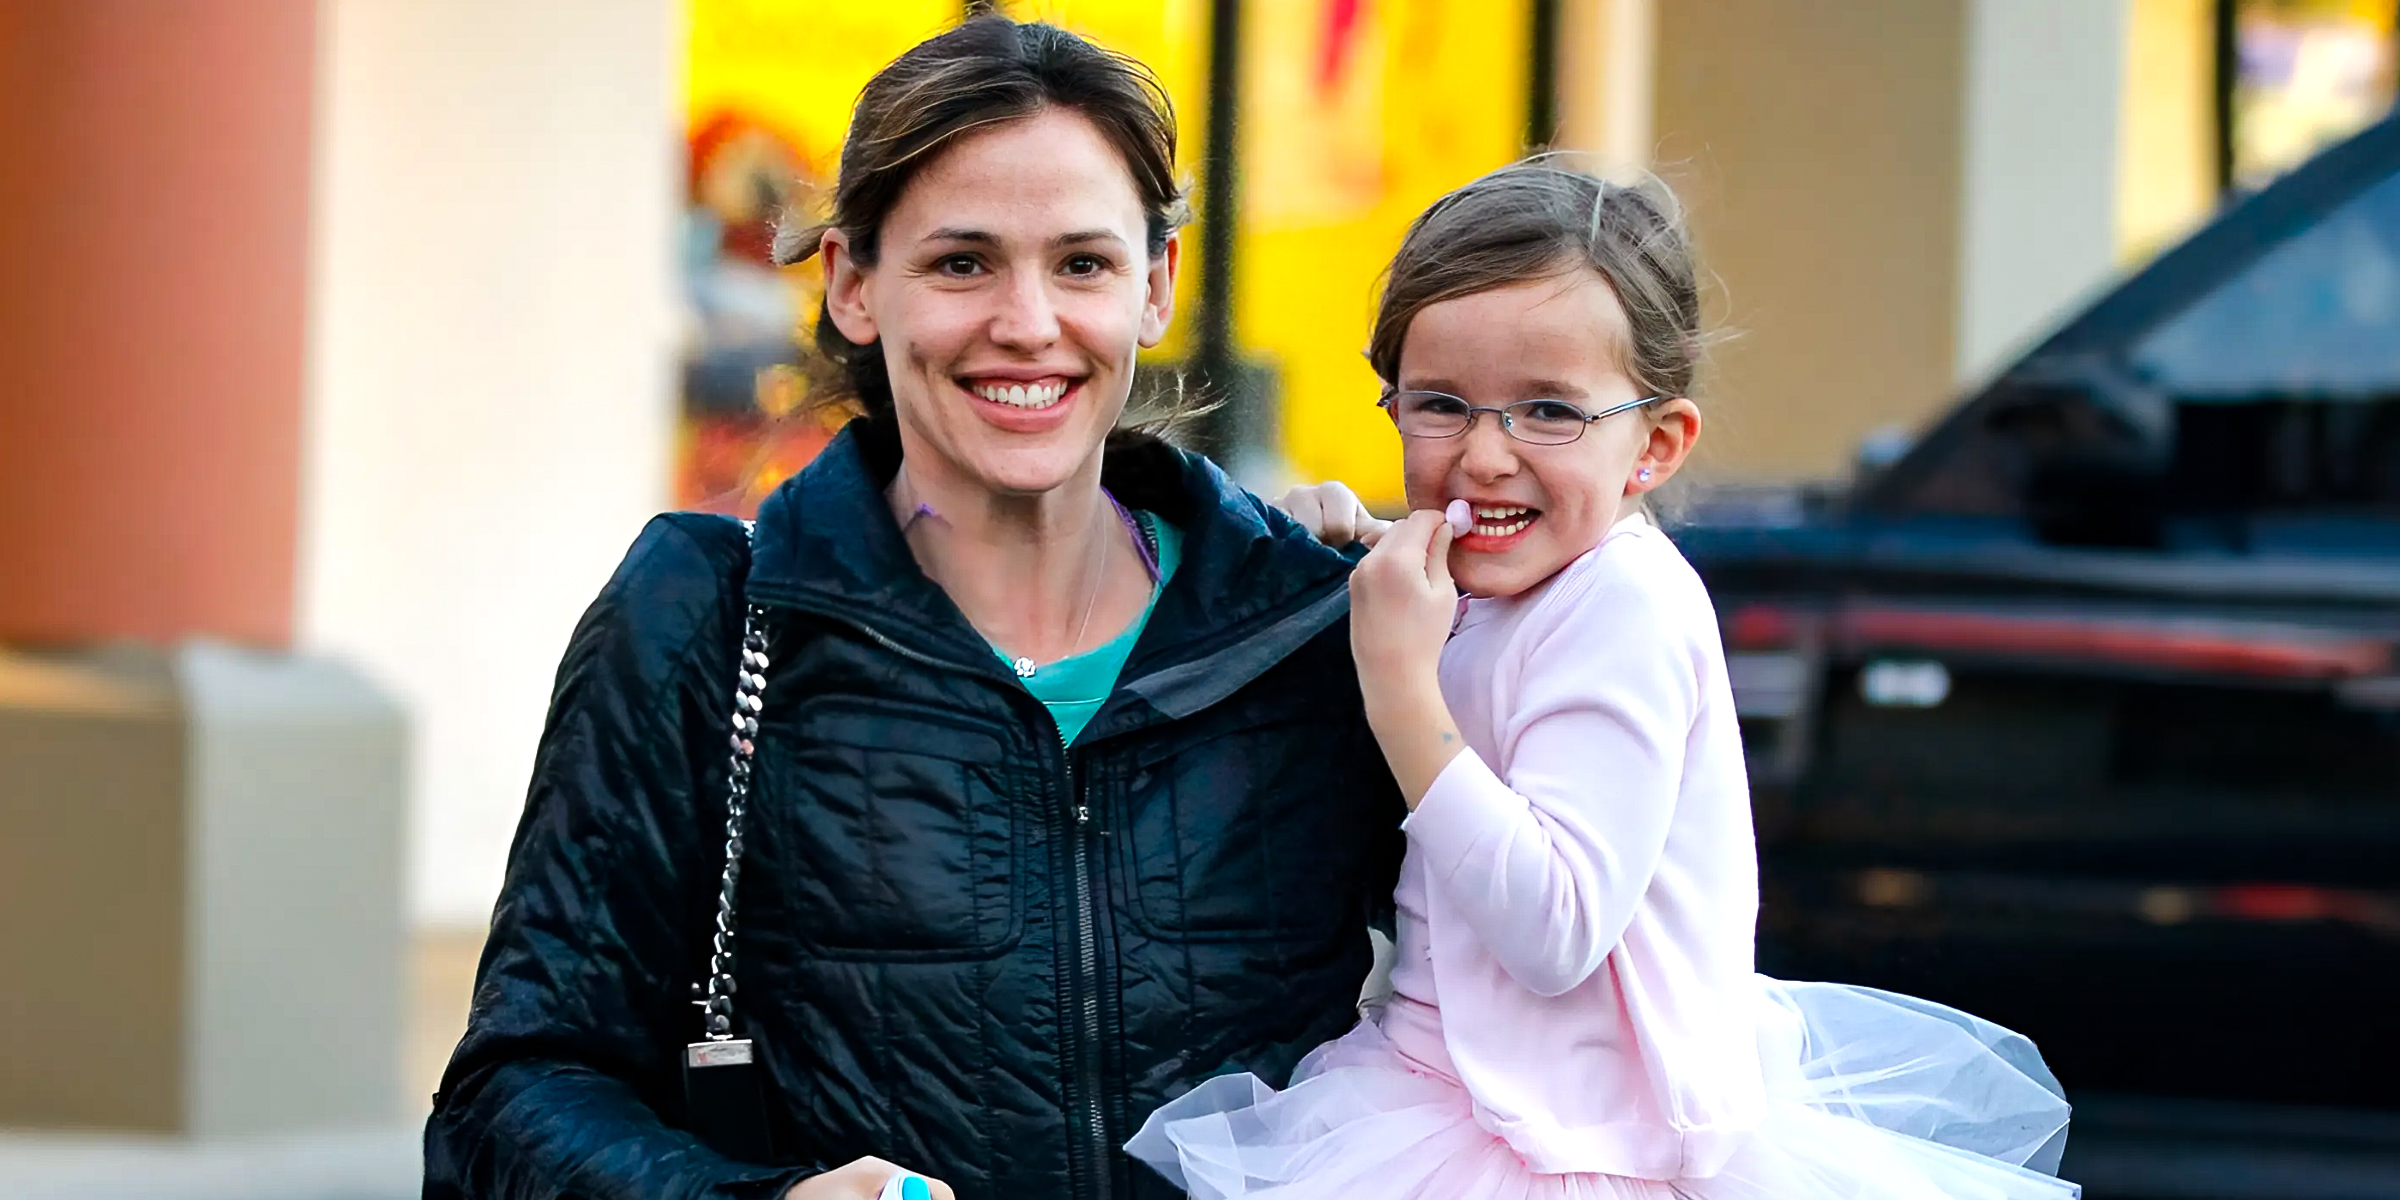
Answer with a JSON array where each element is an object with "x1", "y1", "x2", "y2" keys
[{"x1": 1444, "y1": 499, "x2": 1473, "y2": 536}]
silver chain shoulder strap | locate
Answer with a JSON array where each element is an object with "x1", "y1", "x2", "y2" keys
[
  {"x1": 694, "y1": 598, "x2": 771, "y2": 1041},
  {"x1": 679, "y1": 519, "x2": 776, "y2": 1161}
]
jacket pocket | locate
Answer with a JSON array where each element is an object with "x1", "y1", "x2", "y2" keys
[
  {"x1": 1117, "y1": 695, "x2": 1380, "y2": 943},
  {"x1": 752, "y1": 697, "x2": 1021, "y2": 959}
]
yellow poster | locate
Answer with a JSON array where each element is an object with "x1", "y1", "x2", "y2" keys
[
  {"x1": 678, "y1": 0, "x2": 956, "y2": 513},
  {"x1": 1239, "y1": 0, "x2": 1533, "y2": 504},
  {"x1": 1244, "y1": 0, "x2": 1388, "y2": 228},
  {"x1": 2231, "y1": 0, "x2": 2398, "y2": 187}
]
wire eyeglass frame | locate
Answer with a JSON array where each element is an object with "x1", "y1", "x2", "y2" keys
[{"x1": 1378, "y1": 391, "x2": 1664, "y2": 446}]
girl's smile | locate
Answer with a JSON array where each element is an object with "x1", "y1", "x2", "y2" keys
[{"x1": 1453, "y1": 501, "x2": 1543, "y2": 550}]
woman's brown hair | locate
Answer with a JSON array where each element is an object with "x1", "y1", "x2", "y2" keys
[
  {"x1": 1368, "y1": 161, "x2": 1704, "y2": 407},
  {"x1": 775, "y1": 15, "x2": 1190, "y2": 423}
]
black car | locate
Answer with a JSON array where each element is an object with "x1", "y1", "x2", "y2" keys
[{"x1": 1677, "y1": 115, "x2": 2400, "y2": 1199}]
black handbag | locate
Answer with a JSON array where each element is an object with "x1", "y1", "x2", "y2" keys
[{"x1": 683, "y1": 520, "x2": 777, "y2": 1162}]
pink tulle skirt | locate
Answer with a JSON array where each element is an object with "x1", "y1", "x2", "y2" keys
[{"x1": 1125, "y1": 978, "x2": 2081, "y2": 1200}]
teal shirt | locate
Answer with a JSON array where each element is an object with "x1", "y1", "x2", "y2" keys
[{"x1": 995, "y1": 511, "x2": 1184, "y2": 745}]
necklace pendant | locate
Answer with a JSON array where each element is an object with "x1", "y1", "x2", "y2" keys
[{"x1": 1012, "y1": 656, "x2": 1038, "y2": 679}]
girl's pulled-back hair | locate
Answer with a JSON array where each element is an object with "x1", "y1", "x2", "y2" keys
[
  {"x1": 1369, "y1": 162, "x2": 1704, "y2": 406},
  {"x1": 777, "y1": 16, "x2": 1190, "y2": 421}
]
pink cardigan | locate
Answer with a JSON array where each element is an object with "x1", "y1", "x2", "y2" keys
[{"x1": 1394, "y1": 513, "x2": 1764, "y2": 1179}]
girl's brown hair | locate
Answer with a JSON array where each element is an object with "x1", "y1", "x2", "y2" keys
[
  {"x1": 775, "y1": 15, "x2": 1190, "y2": 422},
  {"x1": 1368, "y1": 161, "x2": 1704, "y2": 405}
]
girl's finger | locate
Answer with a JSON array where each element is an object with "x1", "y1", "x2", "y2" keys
[
  {"x1": 1374, "y1": 509, "x2": 1444, "y2": 565},
  {"x1": 1424, "y1": 518, "x2": 1456, "y2": 593}
]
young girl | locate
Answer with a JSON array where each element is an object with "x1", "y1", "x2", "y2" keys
[{"x1": 1125, "y1": 163, "x2": 2080, "y2": 1200}]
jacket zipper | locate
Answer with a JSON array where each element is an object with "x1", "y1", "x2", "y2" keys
[
  {"x1": 1060, "y1": 743, "x2": 1110, "y2": 1200},
  {"x1": 772, "y1": 601, "x2": 1113, "y2": 1197}
]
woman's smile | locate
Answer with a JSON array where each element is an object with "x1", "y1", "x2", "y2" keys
[
  {"x1": 957, "y1": 372, "x2": 1087, "y2": 434},
  {"x1": 965, "y1": 376, "x2": 1076, "y2": 409}
]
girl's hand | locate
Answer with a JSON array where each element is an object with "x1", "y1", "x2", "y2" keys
[
  {"x1": 1350, "y1": 508, "x2": 1459, "y2": 698},
  {"x1": 1350, "y1": 510, "x2": 1469, "y2": 807},
  {"x1": 1277, "y1": 481, "x2": 1392, "y2": 548},
  {"x1": 787, "y1": 1158, "x2": 956, "y2": 1200}
]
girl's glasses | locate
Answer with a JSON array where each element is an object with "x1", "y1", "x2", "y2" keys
[{"x1": 1378, "y1": 391, "x2": 1662, "y2": 446}]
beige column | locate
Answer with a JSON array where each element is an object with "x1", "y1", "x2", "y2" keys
[
  {"x1": 1556, "y1": 0, "x2": 1657, "y2": 175},
  {"x1": 1651, "y1": 0, "x2": 1973, "y2": 482}
]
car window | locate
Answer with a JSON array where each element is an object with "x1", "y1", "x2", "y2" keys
[{"x1": 2133, "y1": 169, "x2": 2400, "y2": 399}]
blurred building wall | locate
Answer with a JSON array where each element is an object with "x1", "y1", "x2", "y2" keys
[
  {"x1": 0, "y1": 0, "x2": 315, "y2": 647},
  {"x1": 1641, "y1": 0, "x2": 2148, "y2": 483},
  {"x1": 0, "y1": 2, "x2": 409, "y2": 1133},
  {"x1": 300, "y1": 0, "x2": 681, "y2": 926},
  {"x1": 1651, "y1": 0, "x2": 1975, "y2": 483}
]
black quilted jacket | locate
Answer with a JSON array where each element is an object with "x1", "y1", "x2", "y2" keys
[{"x1": 422, "y1": 416, "x2": 1405, "y2": 1200}]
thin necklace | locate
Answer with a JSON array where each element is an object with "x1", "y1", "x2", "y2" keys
[
  {"x1": 1013, "y1": 495, "x2": 1112, "y2": 680},
  {"x1": 894, "y1": 469, "x2": 1114, "y2": 678}
]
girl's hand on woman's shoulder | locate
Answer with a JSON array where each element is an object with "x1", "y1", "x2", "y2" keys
[
  {"x1": 1277, "y1": 480, "x2": 1392, "y2": 548},
  {"x1": 786, "y1": 1157, "x2": 956, "y2": 1200}
]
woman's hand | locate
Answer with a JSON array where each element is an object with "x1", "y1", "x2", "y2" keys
[
  {"x1": 1349, "y1": 510, "x2": 1467, "y2": 808},
  {"x1": 1277, "y1": 481, "x2": 1392, "y2": 548},
  {"x1": 786, "y1": 1157, "x2": 957, "y2": 1200}
]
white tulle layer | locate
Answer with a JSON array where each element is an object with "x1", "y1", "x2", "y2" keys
[{"x1": 1125, "y1": 977, "x2": 2080, "y2": 1200}]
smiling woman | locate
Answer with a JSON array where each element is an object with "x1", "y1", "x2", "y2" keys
[
  {"x1": 773, "y1": 22, "x2": 1191, "y2": 670},
  {"x1": 821, "y1": 111, "x2": 1171, "y2": 493},
  {"x1": 422, "y1": 16, "x2": 1406, "y2": 1200}
]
